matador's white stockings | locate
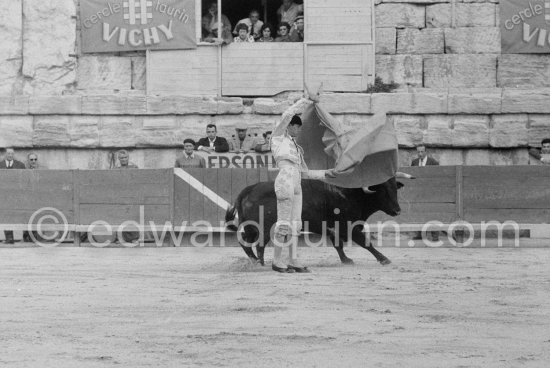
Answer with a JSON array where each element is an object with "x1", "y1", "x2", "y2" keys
[{"x1": 273, "y1": 164, "x2": 303, "y2": 268}]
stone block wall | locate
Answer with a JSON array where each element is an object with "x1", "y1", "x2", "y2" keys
[
  {"x1": 375, "y1": 0, "x2": 550, "y2": 89},
  {"x1": 1, "y1": 0, "x2": 549, "y2": 169}
]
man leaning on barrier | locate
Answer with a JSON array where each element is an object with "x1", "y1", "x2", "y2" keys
[
  {"x1": 411, "y1": 144, "x2": 440, "y2": 242},
  {"x1": 411, "y1": 144, "x2": 439, "y2": 167},
  {"x1": 176, "y1": 139, "x2": 206, "y2": 168},
  {"x1": 112, "y1": 150, "x2": 139, "y2": 245},
  {"x1": 528, "y1": 138, "x2": 550, "y2": 165},
  {"x1": 254, "y1": 131, "x2": 272, "y2": 153},
  {"x1": 23, "y1": 152, "x2": 47, "y2": 243},
  {"x1": 229, "y1": 123, "x2": 260, "y2": 153},
  {"x1": 26, "y1": 152, "x2": 47, "y2": 169},
  {"x1": 116, "y1": 150, "x2": 138, "y2": 169},
  {"x1": 0, "y1": 148, "x2": 25, "y2": 244},
  {"x1": 196, "y1": 124, "x2": 229, "y2": 154}
]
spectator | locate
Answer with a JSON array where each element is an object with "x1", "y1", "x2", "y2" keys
[
  {"x1": 0, "y1": 148, "x2": 25, "y2": 170},
  {"x1": 25, "y1": 152, "x2": 47, "y2": 169},
  {"x1": 255, "y1": 131, "x2": 272, "y2": 153},
  {"x1": 111, "y1": 151, "x2": 139, "y2": 244},
  {"x1": 529, "y1": 138, "x2": 550, "y2": 165},
  {"x1": 229, "y1": 123, "x2": 259, "y2": 153},
  {"x1": 275, "y1": 22, "x2": 291, "y2": 42},
  {"x1": 196, "y1": 124, "x2": 230, "y2": 153},
  {"x1": 201, "y1": 1, "x2": 232, "y2": 44},
  {"x1": 23, "y1": 152, "x2": 45, "y2": 243},
  {"x1": 115, "y1": 150, "x2": 138, "y2": 169},
  {"x1": 411, "y1": 145, "x2": 439, "y2": 167},
  {"x1": 0, "y1": 148, "x2": 25, "y2": 243},
  {"x1": 410, "y1": 144, "x2": 440, "y2": 241},
  {"x1": 277, "y1": 0, "x2": 303, "y2": 27},
  {"x1": 233, "y1": 9, "x2": 263, "y2": 40},
  {"x1": 176, "y1": 139, "x2": 207, "y2": 168},
  {"x1": 289, "y1": 13, "x2": 304, "y2": 42},
  {"x1": 258, "y1": 23, "x2": 275, "y2": 42},
  {"x1": 233, "y1": 23, "x2": 255, "y2": 43}
]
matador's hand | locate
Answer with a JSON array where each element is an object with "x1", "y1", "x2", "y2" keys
[{"x1": 325, "y1": 169, "x2": 337, "y2": 178}]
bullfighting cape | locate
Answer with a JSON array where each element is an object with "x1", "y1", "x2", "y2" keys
[{"x1": 297, "y1": 103, "x2": 398, "y2": 188}]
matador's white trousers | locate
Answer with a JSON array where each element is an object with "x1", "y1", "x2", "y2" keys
[{"x1": 273, "y1": 161, "x2": 303, "y2": 267}]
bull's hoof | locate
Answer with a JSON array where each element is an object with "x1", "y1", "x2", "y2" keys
[
  {"x1": 341, "y1": 258, "x2": 354, "y2": 265},
  {"x1": 260, "y1": 260, "x2": 265, "y2": 266},
  {"x1": 379, "y1": 259, "x2": 392, "y2": 265}
]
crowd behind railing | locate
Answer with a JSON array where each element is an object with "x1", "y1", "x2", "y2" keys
[{"x1": 202, "y1": 1, "x2": 304, "y2": 44}]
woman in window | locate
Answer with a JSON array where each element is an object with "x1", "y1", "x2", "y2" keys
[
  {"x1": 258, "y1": 23, "x2": 274, "y2": 42},
  {"x1": 233, "y1": 23, "x2": 255, "y2": 43},
  {"x1": 201, "y1": 1, "x2": 232, "y2": 44},
  {"x1": 275, "y1": 22, "x2": 291, "y2": 42}
]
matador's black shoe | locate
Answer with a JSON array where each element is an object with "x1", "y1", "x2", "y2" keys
[
  {"x1": 272, "y1": 264, "x2": 295, "y2": 273},
  {"x1": 287, "y1": 265, "x2": 311, "y2": 273}
]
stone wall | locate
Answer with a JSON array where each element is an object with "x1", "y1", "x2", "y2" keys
[
  {"x1": 0, "y1": 0, "x2": 549, "y2": 169},
  {"x1": 375, "y1": 0, "x2": 550, "y2": 89}
]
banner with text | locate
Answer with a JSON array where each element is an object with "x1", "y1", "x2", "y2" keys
[
  {"x1": 81, "y1": 0, "x2": 195, "y2": 53},
  {"x1": 501, "y1": 0, "x2": 550, "y2": 53},
  {"x1": 201, "y1": 153, "x2": 276, "y2": 169}
]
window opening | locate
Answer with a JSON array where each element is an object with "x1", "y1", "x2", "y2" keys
[{"x1": 201, "y1": 0, "x2": 304, "y2": 43}]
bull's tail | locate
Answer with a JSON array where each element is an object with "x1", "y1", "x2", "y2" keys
[
  {"x1": 224, "y1": 185, "x2": 255, "y2": 231},
  {"x1": 225, "y1": 205, "x2": 239, "y2": 231}
]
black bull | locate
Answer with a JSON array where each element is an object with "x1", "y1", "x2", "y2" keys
[{"x1": 225, "y1": 177, "x2": 404, "y2": 266}]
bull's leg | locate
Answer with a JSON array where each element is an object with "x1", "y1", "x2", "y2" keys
[
  {"x1": 327, "y1": 232, "x2": 354, "y2": 265},
  {"x1": 352, "y1": 228, "x2": 391, "y2": 265},
  {"x1": 239, "y1": 225, "x2": 260, "y2": 264},
  {"x1": 255, "y1": 232, "x2": 271, "y2": 266}
]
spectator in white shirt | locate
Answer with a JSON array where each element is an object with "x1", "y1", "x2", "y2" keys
[
  {"x1": 233, "y1": 9, "x2": 264, "y2": 40},
  {"x1": 411, "y1": 145, "x2": 439, "y2": 167}
]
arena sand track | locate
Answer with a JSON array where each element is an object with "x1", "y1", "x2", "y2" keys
[{"x1": 1, "y1": 246, "x2": 549, "y2": 368}]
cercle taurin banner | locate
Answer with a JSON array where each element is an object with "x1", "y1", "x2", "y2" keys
[
  {"x1": 80, "y1": 0, "x2": 196, "y2": 53},
  {"x1": 501, "y1": 0, "x2": 550, "y2": 53}
]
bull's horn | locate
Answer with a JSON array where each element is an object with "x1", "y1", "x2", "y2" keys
[
  {"x1": 396, "y1": 171, "x2": 416, "y2": 179},
  {"x1": 362, "y1": 187, "x2": 375, "y2": 194}
]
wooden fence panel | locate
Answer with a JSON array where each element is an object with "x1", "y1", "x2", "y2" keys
[
  {"x1": 306, "y1": 0, "x2": 373, "y2": 44},
  {"x1": 202, "y1": 169, "x2": 219, "y2": 225},
  {"x1": 148, "y1": 48, "x2": 218, "y2": 95},
  {"x1": 76, "y1": 169, "x2": 171, "y2": 225},
  {"x1": 217, "y1": 169, "x2": 233, "y2": 221},
  {"x1": 184, "y1": 168, "x2": 205, "y2": 224},
  {"x1": 463, "y1": 166, "x2": 550, "y2": 223},
  {"x1": 2, "y1": 166, "x2": 549, "y2": 233},
  {"x1": 0, "y1": 170, "x2": 74, "y2": 224},
  {"x1": 230, "y1": 168, "x2": 248, "y2": 205},
  {"x1": 369, "y1": 166, "x2": 458, "y2": 224},
  {"x1": 221, "y1": 43, "x2": 303, "y2": 96},
  {"x1": 174, "y1": 169, "x2": 190, "y2": 227}
]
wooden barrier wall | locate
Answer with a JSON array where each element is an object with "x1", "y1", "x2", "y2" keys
[
  {"x1": 369, "y1": 166, "x2": 459, "y2": 224},
  {"x1": 0, "y1": 166, "x2": 548, "y2": 228},
  {"x1": 0, "y1": 170, "x2": 74, "y2": 225}
]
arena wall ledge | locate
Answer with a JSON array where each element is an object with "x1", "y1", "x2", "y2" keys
[{"x1": 0, "y1": 90, "x2": 549, "y2": 153}]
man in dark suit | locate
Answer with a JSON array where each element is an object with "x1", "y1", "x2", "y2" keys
[
  {"x1": 528, "y1": 138, "x2": 550, "y2": 165},
  {"x1": 0, "y1": 148, "x2": 26, "y2": 243},
  {"x1": 195, "y1": 124, "x2": 229, "y2": 153},
  {"x1": 410, "y1": 145, "x2": 440, "y2": 242},
  {"x1": 411, "y1": 145, "x2": 439, "y2": 166}
]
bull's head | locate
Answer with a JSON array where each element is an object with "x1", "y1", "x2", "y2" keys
[{"x1": 361, "y1": 172, "x2": 414, "y2": 216}]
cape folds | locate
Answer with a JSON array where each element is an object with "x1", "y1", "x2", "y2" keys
[{"x1": 297, "y1": 103, "x2": 398, "y2": 188}]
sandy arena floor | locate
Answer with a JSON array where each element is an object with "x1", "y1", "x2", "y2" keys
[{"x1": 1, "y1": 245, "x2": 549, "y2": 368}]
